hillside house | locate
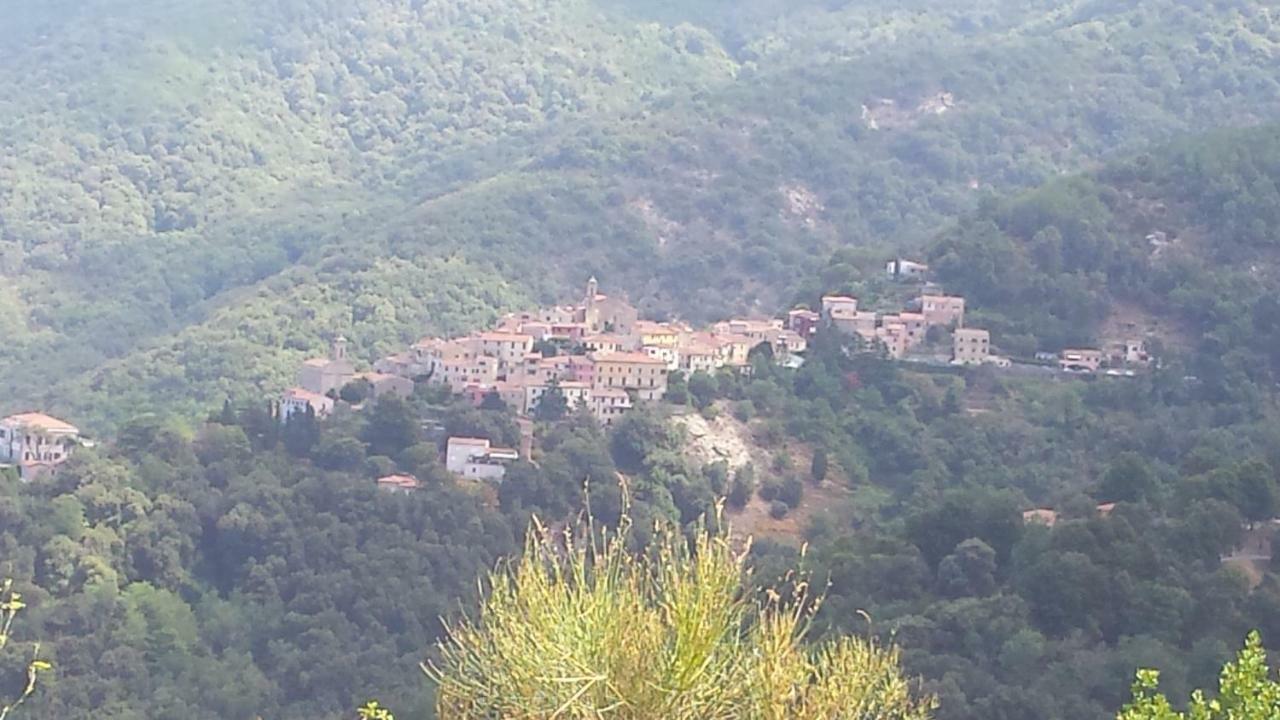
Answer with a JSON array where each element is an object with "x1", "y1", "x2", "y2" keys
[
  {"x1": 788, "y1": 308, "x2": 821, "y2": 338},
  {"x1": 876, "y1": 322, "x2": 910, "y2": 359},
  {"x1": 882, "y1": 312, "x2": 927, "y2": 349},
  {"x1": 886, "y1": 259, "x2": 929, "y2": 280},
  {"x1": 642, "y1": 344, "x2": 681, "y2": 370},
  {"x1": 1110, "y1": 339, "x2": 1151, "y2": 366},
  {"x1": 635, "y1": 321, "x2": 681, "y2": 349},
  {"x1": 821, "y1": 295, "x2": 859, "y2": 319},
  {"x1": 525, "y1": 381, "x2": 592, "y2": 415},
  {"x1": 592, "y1": 351, "x2": 669, "y2": 401},
  {"x1": 472, "y1": 332, "x2": 534, "y2": 370},
  {"x1": 373, "y1": 352, "x2": 415, "y2": 378},
  {"x1": 299, "y1": 337, "x2": 356, "y2": 396},
  {"x1": 446, "y1": 437, "x2": 518, "y2": 482},
  {"x1": 775, "y1": 329, "x2": 808, "y2": 355},
  {"x1": 680, "y1": 341, "x2": 724, "y2": 374},
  {"x1": 356, "y1": 372, "x2": 415, "y2": 400},
  {"x1": 376, "y1": 474, "x2": 420, "y2": 494},
  {"x1": 280, "y1": 388, "x2": 335, "y2": 421},
  {"x1": 1060, "y1": 349, "x2": 1104, "y2": 373},
  {"x1": 832, "y1": 310, "x2": 879, "y2": 343},
  {"x1": 590, "y1": 388, "x2": 633, "y2": 424},
  {"x1": 952, "y1": 328, "x2": 991, "y2": 365},
  {"x1": 0, "y1": 413, "x2": 81, "y2": 480},
  {"x1": 584, "y1": 334, "x2": 630, "y2": 354},
  {"x1": 921, "y1": 294, "x2": 966, "y2": 328}
]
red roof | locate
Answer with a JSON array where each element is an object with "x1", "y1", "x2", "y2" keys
[
  {"x1": 2, "y1": 413, "x2": 79, "y2": 434},
  {"x1": 283, "y1": 387, "x2": 330, "y2": 404},
  {"x1": 376, "y1": 474, "x2": 420, "y2": 490}
]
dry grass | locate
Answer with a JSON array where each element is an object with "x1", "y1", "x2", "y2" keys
[{"x1": 426, "y1": 509, "x2": 933, "y2": 719}]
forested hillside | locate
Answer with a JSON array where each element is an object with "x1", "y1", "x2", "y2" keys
[
  {"x1": 4, "y1": 0, "x2": 1280, "y2": 430},
  {"x1": 728, "y1": 121, "x2": 1280, "y2": 719}
]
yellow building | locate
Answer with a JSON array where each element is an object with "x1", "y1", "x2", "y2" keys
[{"x1": 635, "y1": 321, "x2": 681, "y2": 349}]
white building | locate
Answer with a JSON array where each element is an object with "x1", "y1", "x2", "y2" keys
[
  {"x1": 0, "y1": 413, "x2": 81, "y2": 480},
  {"x1": 446, "y1": 437, "x2": 518, "y2": 482},
  {"x1": 280, "y1": 388, "x2": 335, "y2": 421},
  {"x1": 886, "y1": 259, "x2": 929, "y2": 280}
]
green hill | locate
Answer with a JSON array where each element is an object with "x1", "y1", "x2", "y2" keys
[{"x1": 4, "y1": 0, "x2": 1280, "y2": 433}]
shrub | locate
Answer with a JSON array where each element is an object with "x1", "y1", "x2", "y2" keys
[
  {"x1": 769, "y1": 500, "x2": 791, "y2": 520},
  {"x1": 779, "y1": 476, "x2": 805, "y2": 508},
  {"x1": 759, "y1": 478, "x2": 782, "y2": 502},
  {"x1": 427, "y1": 514, "x2": 934, "y2": 719}
]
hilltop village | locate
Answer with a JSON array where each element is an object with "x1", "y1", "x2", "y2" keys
[{"x1": 2, "y1": 266, "x2": 1153, "y2": 485}]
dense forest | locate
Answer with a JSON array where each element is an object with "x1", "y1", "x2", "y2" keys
[{"x1": 4, "y1": 0, "x2": 1280, "y2": 430}]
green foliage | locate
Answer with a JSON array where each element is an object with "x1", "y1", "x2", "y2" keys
[
  {"x1": 8, "y1": 0, "x2": 1280, "y2": 431},
  {"x1": 428, "y1": 513, "x2": 935, "y2": 719},
  {"x1": 1119, "y1": 632, "x2": 1280, "y2": 719}
]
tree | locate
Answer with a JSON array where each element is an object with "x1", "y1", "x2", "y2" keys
[
  {"x1": 810, "y1": 448, "x2": 829, "y2": 485},
  {"x1": 1233, "y1": 460, "x2": 1278, "y2": 524},
  {"x1": 1100, "y1": 453, "x2": 1157, "y2": 504},
  {"x1": 427, "y1": 515, "x2": 935, "y2": 719},
  {"x1": 479, "y1": 389, "x2": 508, "y2": 412},
  {"x1": 282, "y1": 406, "x2": 320, "y2": 457},
  {"x1": 534, "y1": 381, "x2": 569, "y2": 422},
  {"x1": 687, "y1": 371, "x2": 719, "y2": 410},
  {"x1": 339, "y1": 379, "x2": 373, "y2": 405},
  {"x1": 364, "y1": 396, "x2": 423, "y2": 458},
  {"x1": 1120, "y1": 632, "x2": 1280, "y2": 719},
  {"x1": 937, "y1": 538, "x2": 997, "y2": 598}
]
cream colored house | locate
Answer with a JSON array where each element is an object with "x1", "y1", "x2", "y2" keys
[
  {"x1": 921, "y1": 294, "x2": 966, "y2": 328},
  {"x1": 591, "y1": 388, "x2": 633, "y2": 425},
  {"x1": 0, "y1": 413, "x2": 80, "y2": 480},
  {"x1": 952, "y1": 328, "x2": 991, "y2": 365},
  {"x1": 592, "y1": 351, "x2": 669, "y2": 402},
  {"x1": 472, "y1": 332, "x2": 534, "y2": 370},
  {"x1": 356, "y1": 372, "x2": 415, "y2": 400},
  {"x1": 1060, "y1": 349, "x2": 1103, "y2": 373}
]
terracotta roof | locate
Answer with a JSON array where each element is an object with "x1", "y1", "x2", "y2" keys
[
  {"x1": 591, "y1": 351, "x2": 667, "y2": 365},
  {"x1": 2, "y1": 413, "x2": 79, "y2": 434},
  {"x1": 376, "y1": 474, "x2": 420, "y2": 490},
  {"x1": 636, "y1": 322, "x2": 679, "y2": 335},
  {"x1": 822, "y1": 295, "x2": 858, "y2": 303},
  {"x1": 284, "y1": 387, "x2": 331, "y2": 404},
  {"x1": 476, "y1": 332, "x2": 533, "y2": 342},
  {"x1": 448, "y1": 437, "x2": 492, "y2": 447},
  {"x1": 1022, "y1": 509, "x2": 1059, "y2": 526}
]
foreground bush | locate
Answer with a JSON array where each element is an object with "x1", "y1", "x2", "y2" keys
[
  {"x1": 426, "y1": 511, "x2": 934, "y2": 719},
  {"x1": 1119, "y1": 631, "x2": 1280, "y2": 719}
]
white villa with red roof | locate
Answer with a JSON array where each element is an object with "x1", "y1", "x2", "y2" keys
[{"x1": 0, "y1": 412, "x2": 81, "y2": 480}]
